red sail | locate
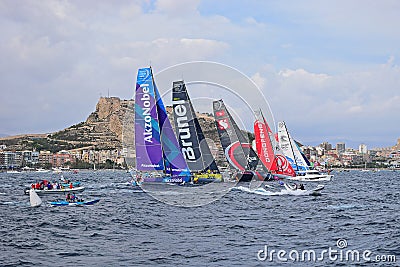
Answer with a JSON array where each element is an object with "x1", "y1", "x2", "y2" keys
[
  {"x1": 254, "y1": 111, "x2": 296, "y2": 177},
  {"x1": 273, "y1": 154, "x2": 296, "y2": 177},
  {"x1": 254, "y1": 120, "x2": 276, "y2": 171}
]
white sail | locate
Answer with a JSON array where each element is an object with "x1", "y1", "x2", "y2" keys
[
  {"x1": 290, "y1": 136, "x2": 310, "y2": 172},
  {"x1": 29, "y1": 189, "x2": 42, "y2": 207},
  {"x1": 277, "y1": 121, "x2": 310, "y2": 172},
  {"x1": 277, "y1": 121, "x2": 296, "y2": 162}
]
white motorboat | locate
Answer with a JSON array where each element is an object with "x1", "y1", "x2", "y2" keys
[
  {"x1": 24, "y1": 186, "x2": 85, "y2": 195},
  {"x1": 35, "y1": 168, "x2": 50, "y2": 173},
  {"x1": 289, "y1": 170, "x2": 333, "y2": 182}
]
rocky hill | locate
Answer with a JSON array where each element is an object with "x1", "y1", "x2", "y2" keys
[{"x1": 49, "y1": 97, "x2": 133, "y2": 150}]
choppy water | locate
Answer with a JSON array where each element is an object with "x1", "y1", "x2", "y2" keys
[{"x1": 0, "y1": 170, "x2": 399, "y2": 266}]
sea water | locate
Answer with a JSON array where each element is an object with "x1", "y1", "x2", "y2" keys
[{"x1": 0, "y1": 170, "x2": 398, "y2": 266}]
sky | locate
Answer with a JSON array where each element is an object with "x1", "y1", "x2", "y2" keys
[{"x1": 1, "y1": 0, "x2": 399, "y2": 149}]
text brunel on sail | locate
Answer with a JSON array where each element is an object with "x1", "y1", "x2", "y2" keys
[{"x1": 173, "y1": 99, "x2": 196, "y2": 161}]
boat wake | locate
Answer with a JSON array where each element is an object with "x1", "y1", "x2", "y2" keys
[{"x1": 233, "y1": 185, "x2": 323, "y2": 196}]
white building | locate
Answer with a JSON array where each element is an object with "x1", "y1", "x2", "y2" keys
[{"x1": 359, "y1": 143, "x2": 368, "y2": 154}]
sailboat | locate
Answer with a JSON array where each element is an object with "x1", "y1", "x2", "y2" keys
[
  {"x1": 212, "y1": 99, "x2": 273, "y2": 182},
  {"x1": 134, "y1": 67, "x2": 191, "y2": 183},
  {"x1": 29, "y1": 188, "x2": 42, "y2": 207},
  {"x1": 172, "y1": 81, "x2": 222, "y2": 183},
  {"x1": 277, "y1": 121, "x2": 333, "y2": 181},
  {"x1": 253, "y1": 109, "x2": 296, "y2": 177}
]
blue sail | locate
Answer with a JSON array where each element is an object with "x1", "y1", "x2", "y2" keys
[
  {"x1": 134, "y1": 67, "x2": 191, "y2": 183},
  {"x1": 134, "y1": 68, "x2": 164, "y2": 171}
]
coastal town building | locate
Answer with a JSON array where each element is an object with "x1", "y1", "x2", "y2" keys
[
  {"x1": 359, "y1": 143, "x2": 368, "y2": 154},
  {"x1": 39, "y1": 151, "x2": 53, "y2": 165},
  {"x1": 0, "y1": 151, "x2": 21, "y2": 169},
  {"x1": 22, "y1": 150, "x2": 39, "y2": 166},
  {"x1": 52, "y1": 150, "x2": 72, "y2": 167},
  {"x1": 336, "y1": 142, "x2": 345, "y2": 155}
]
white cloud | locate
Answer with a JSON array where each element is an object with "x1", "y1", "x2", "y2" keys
[
  {"x1": 253, "y1": 60, "x2": 400, "y2": 147},
  {"x1": 154, "y1": 0, "x2": 201, "y2": 16},
  {"x1": 347, "y1": 105, "x2": 363, "y2": 114},
  {"x1": 251, "y1": 72, "x2": 266, "y2": 89}
]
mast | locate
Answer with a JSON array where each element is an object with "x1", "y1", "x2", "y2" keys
[{"x1": 150, "y1": 66, "x2": 167, "y2": 176}]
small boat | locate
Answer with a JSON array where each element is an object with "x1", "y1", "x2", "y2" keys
[
  {"x1": 35, "y1": 168, "x2": 50, "y2": 173},
  {"x1": 24, "y1": 186, "x2": 85, "y2": 195},
  {"x1": 284, "y1": 183, "x2": 325, "y2": 196},
  {"x1": 234, "y1": 183, "x2": 324, "y2": 196},
  {"x1": 49, "y1": 199, "x2": 100, "y2": 206},
  {"x1": 289, "y1": 170, "x2": 333, "y2": 182},
  {"x1": 6, "y1": 170, "x2": 21, "y2": 174}
]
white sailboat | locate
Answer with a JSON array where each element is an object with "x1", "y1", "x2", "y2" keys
[
  {"x1": 277, "y1": 121, "x2": 333, "y2": 182},
  {"x1": 29, "y1": 188, "x2": 42, "y2": 207}
]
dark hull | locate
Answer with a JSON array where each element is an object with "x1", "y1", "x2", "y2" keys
[{"x1": 235, "y1": 171, "x2": 254, "y2": 182}]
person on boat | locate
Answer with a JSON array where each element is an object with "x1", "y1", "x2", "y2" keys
[
  {"x1": 299, "y1": 183, "x2": 305, "y2": 190},
  {"x1": 66, "y1": 193, "x2": 71, "y2": 202},
  {"x1": 69, "y1": 182, "x2": 73, "y2": 189},
  {"x1": 137, "y1": 172, "x2": 142, "y2": 183},
  {"x1": 71, "y1": 193, "x2": 77, "y2": 202}
]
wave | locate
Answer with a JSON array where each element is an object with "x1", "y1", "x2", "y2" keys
[{"x1": 233, "y1": 185, "x2": 322, "y2": 196}]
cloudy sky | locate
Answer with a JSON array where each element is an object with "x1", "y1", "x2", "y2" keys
[{"x1": 1, "y1": 0, "x2": 399, "y2": 148}]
